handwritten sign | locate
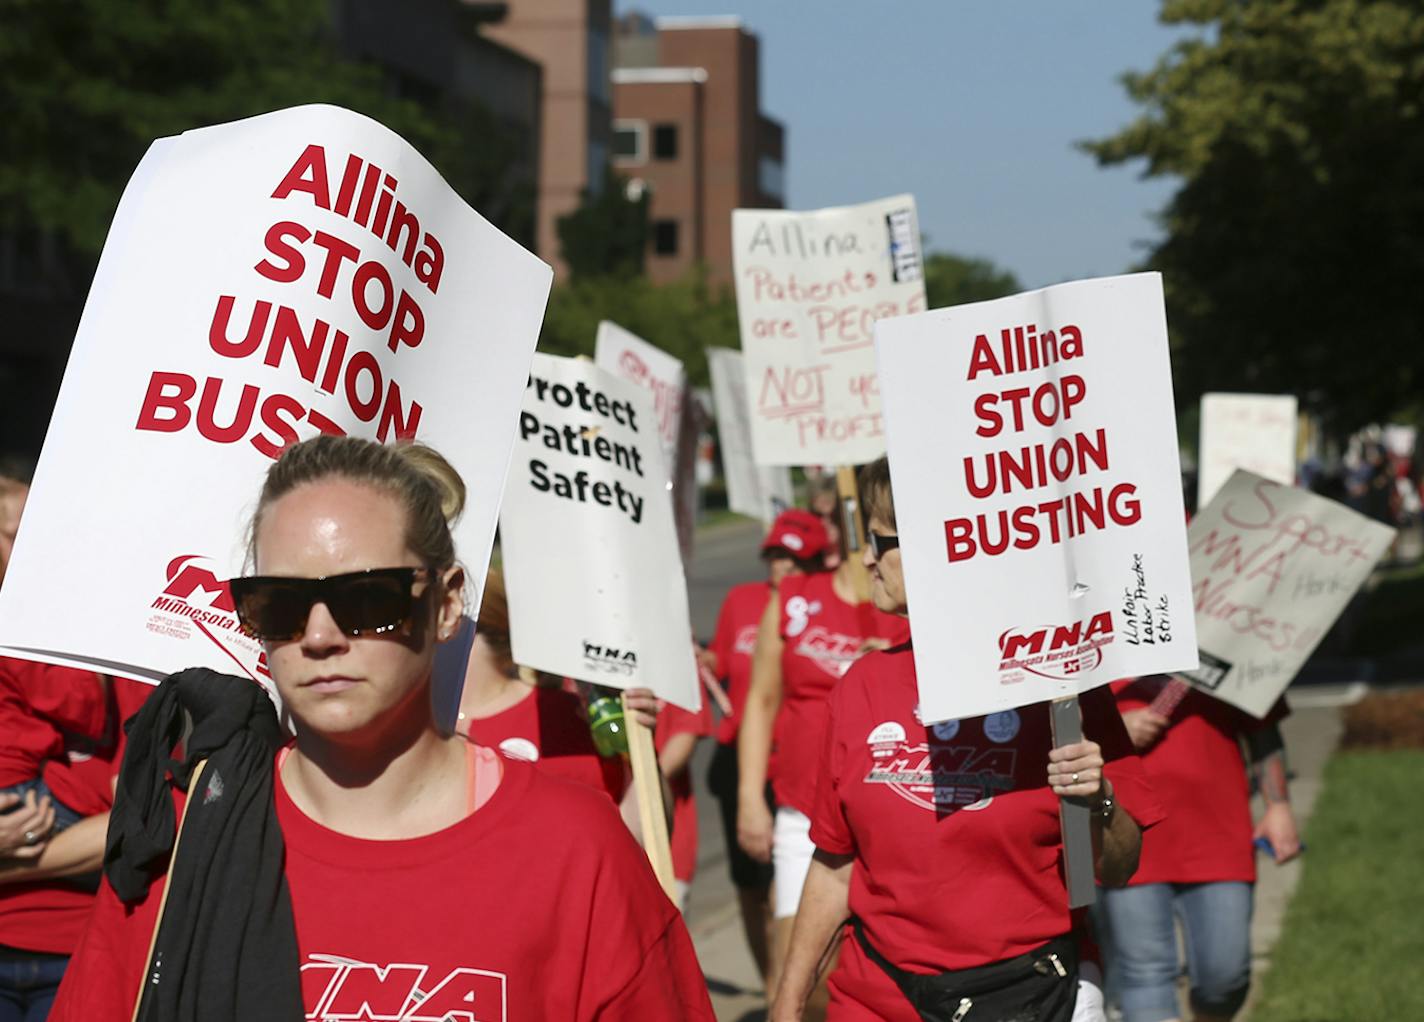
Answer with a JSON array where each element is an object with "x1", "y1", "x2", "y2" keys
[
  {"x1": 706, "y1": 347, "x2": 793, "y2": 522},
  {"x1": 499, "y1": 354, "x2": 700, "y2": 711},
  {"x1": 1180, "y1": 470, "x2": 1394, "y2": 717},
  {"x1": 594, "y1": 320, "x2": 700, "y2": 558},
  {"x1": 1198, "y1": 393, "x2": 1298, "y2": 509},
  {"x1": 0, "y1": 106, "x2": 552, "y2": 684},
  {"x1": 876, "y1": 272, "x2": 1198, "y2": 723},
  {"x1": 733, "y1": 195, "x2": 926, "y2": 466}
]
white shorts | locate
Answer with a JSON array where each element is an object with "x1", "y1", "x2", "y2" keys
[
  {"x1": 1073, "y1": 961, "x2": 1106, "y2": 1022},
  {"x1": 772, "y1": 806, "x2": 815, "y2": 919}
]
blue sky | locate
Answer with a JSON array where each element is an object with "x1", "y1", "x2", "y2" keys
[{"x1": 624, "y1": 2, "x2": 1195, "y2": 288}]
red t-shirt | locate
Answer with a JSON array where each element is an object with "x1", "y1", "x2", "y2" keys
[
  {"x1": 460, "y1": 686, "x2": 626, "y2": 804},
  {"x1": 51, "y1": 755, "x2": 714, "y2": 1021},
  {"x1": 811, "y1": 645, "x2": 1163, "y2": 1020},
  {"x1": 0, "y1": 657, "x2": 109, "y2": 787},
  {"x1": 707, "y1": 581, "x2": 772, "y2": 746},
  {"x1": 0, "y1": 675, "x2": 151, "y2": 955},
  {"x1": 1111, "y1": 677, "x2": 1287, "y2": 885},
  {"x1": 654, "y1": 700, "x2": 713, "y2": 883},
  {"x1": 770, "y1": 573, "x2": 908, "y2": 816}
]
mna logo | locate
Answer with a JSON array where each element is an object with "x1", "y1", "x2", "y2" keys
[
  {"x1": 997, "y1": 611, "x2": 1114, "y2": 681},
  {"x1": 582, "y1": 639, "x2": 637, "y2": 676},
  {"x1": 149, "y1": 555, "x2": 268, "y2": 683}
]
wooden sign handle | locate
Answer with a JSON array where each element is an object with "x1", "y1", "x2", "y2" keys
[
  {"x1": 621, "y1": 693, "x2": 678, "y2": 902},
  {"x1": 835, "y1": 465, "x2": 873, "y2": 602},
  {"x1": 1050, "y1": 696, "x2": 1096, "y2": 908}
]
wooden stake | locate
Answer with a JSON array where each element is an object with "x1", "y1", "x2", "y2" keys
[
  {"x1": 835, "y1": 466, "x2": 872, "y2": 601},
  {"x1": 131, "y1": 758, "x2": 209, "y2": 1022},
  {"x1": 622, "y1": 693, "x2": 678, "y2": 902},
  {"x1": 1049, "y1": 696, "x2": 1096, "y2": 908}
]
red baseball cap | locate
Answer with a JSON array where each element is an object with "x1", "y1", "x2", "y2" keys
[{"x1": 760, "y1": 509, "x2": 830, "y2": 560}]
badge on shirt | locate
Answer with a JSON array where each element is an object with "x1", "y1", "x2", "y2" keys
[{"x1": 983, "y1": 710, "x2": 1021, "y2": 743}]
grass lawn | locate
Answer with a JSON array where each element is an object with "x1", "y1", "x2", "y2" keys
[{"x1": 1250, "y1": 749, "x2": 1424, "y2": 1021}]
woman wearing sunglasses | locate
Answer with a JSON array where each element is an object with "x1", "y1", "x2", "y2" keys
[
  {"x1": 51, "y1": 435, "x2": 714, "y2": 1021},
  {"x1": 771, "y1": 457, "x2": 1162, "y2": 1022}
]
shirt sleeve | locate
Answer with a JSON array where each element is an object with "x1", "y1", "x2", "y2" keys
[
  {"x1": 707, "y1": 594, "x2": 736, "y2": 681},
  {"x1": 8, "y1": 662, "x2": 109, "y2": 740},
  {"x1": 592, "y1": 915, "x2": 716, "y2": 1020},
  {"x1": 1081, "y1": 684, "x2": 1166, "y2": 832},
  {"x1": 808, "y1": 675, "x2": 856, "y2": 856}
]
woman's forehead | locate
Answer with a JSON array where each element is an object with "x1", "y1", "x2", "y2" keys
[{"x1": 257, "y1": 479, "x2": 412, "y2": 569}]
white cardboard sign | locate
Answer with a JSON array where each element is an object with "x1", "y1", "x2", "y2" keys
[
  {"x1": 593, "y1": 320, "x2": 697, "y2": 559},
  {"x1": 499, "y1": 354, "x2": 700, "y2": 711},
  {"x1": 876, "y1": 272, "x2": 1199, "y2": 723},
  {"x1": 1198, "y1": 393, "x2": 1298, "y2": 509},
  {"x1": 706, "y1": 347, "x2": 794, "y2": 523},
  {"x1": 733, "y1": 195, "x2": 927, "y2": 466},
  {"x1": 0, "y1": 106, "x2": 552, "y2": 684},
  {"x1": 1180, "y1": 470, "x2": 1394, "y2": 717}
]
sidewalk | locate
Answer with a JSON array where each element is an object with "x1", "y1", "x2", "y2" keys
[{"x1": 685, "y1": 693, "x2": 1351, "y2": 1022}]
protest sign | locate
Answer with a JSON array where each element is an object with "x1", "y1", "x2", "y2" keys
[
  {"x1": 733, "y1": 195, "x2": 927, "y2": 466},
  {"x1": 1198, "y1": 393, "x2": 1298, "y2": 509},
  {"x1": 594, "y1": 320, "x2": 700, "y2": 559},
  {"x1": 499, "y1": 354, "x2": 700, "y2": 711},
  {"x1": 876, "y1": 272, "x2": 1198, "y2": 723},
  {"x1": 1179, "y1": 470, "x2": 1394, "y2": 717},
  {"x1": 706, "y1": 347, "x2": 793, "y2": 522},
  {"x1": 0, "y1": 105, "x2": 552, "y2": 685}
]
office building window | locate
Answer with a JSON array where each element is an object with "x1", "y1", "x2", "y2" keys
[
  {"x1": 613, "y1": 120, "x2": 646, "y2": 164},
  {"x1": 652, "y1": 124, "x2": 679, "y2": 161},
  {"x1": 653, "y1": 219, "x2": 679, "y2": 256}
]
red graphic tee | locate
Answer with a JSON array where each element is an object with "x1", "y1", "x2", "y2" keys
[
  {"x1": 1111, "y1": 676, "x2": 1287, "y2": 885},
  {"x1": 811, "y1": 645, "x2": 1163, "y2": 1020},
  {"x1": 51, "y1": 756, "x2": 714, "y2": 1021},
  {"x1": 771, "y1": 573, "x2": 908, "y2": 816},
  {"x1": 706, "y1": 581, "x2": 772, "y2": 746},
  {"x1": 460, "y1": 686, "x2": 626, "y2": 804},
  {"x1": 655, "y1": 699, "x2": 713, "y2": 883},
  {"x1": 0, "y1": 675, "x2": 151, "y2": 955}
]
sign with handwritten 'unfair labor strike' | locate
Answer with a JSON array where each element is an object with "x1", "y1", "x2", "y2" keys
[
  {"x1": 876, "y1": 273, "x2": 1198, "y2": 723},
  {"x1": 1180, "y1": 470, "x2": 1393, "y2": 718},
  {"x1": 733, "y1": 195, "x2": 926, "y2": 466}
]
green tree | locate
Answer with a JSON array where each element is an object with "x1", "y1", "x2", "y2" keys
[
  {"x1": 1084, "y1": 0, "x2": 1424, "y2": 430},
  {"x1": 555, "y1": 176, "x2": 650, "y2": 280},
  {"x1": 0, "y1": 0, "x2": 529, "y2": 256},
  {"x1": 922, "y1": 252, "x2": 1022, "y2": 310},
  {"x1": 539, "y1": 267, "x2": 738, "y2": 386}
]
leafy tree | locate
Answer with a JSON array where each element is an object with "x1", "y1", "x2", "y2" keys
[
  {"x1": 1083, "y1": 0, "x2": 1424, "y2": 430},
  {"x1": 555, "y1": 175, "x2": 650, "y2": 280},
  {"x1": 0, "y1": 0, "x2": 529, "y2": 259},
  {"x1": 922, "y1": 252, "x2": 1022, "y2": 310},
  {"x1": 539, "y1": 267, "x2": 737, "y2": 386}
]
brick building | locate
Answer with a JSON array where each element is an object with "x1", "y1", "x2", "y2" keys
[{"x1": 612, "y1": 14, "x2": 785, "y2": 285}]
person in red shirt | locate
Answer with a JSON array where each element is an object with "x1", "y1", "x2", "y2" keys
[
  {"x1": 49, "y1": 435, "x2": 713, "y2": 1021},
  {"x1": 443, "y1": 569, "x2": 626, "y2": 803},
  {"x1": 654, "y1": 696, "x2": 713, "y2": 912},
  {"x1": 738, "y1": 498, "x2": 909, "y2": 1003},
  {"x1": 1097, "y1": 678, "x2": 1301, "y2": 1022},
  {"x1": 703, "y1": 509, "x2": 830, "y2": 978},
  {"x1": 0, "y1": 670, "x2": 151, "y2": 1021},
  {"x1": 775, "y1": 458, "x2": 1163, "y2": 1022}
]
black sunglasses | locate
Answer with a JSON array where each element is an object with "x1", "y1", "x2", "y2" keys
[
  {"x1": 868, "y1": 532, "x2": 900, "y2": 559},
  {"x1": 229, "y1": 567, "x2": 431, "y2": 642}
]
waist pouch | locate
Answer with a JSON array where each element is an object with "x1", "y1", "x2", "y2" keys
[{"x1": 852, "y1": 918, "x2": 1078, "y2": 1022}]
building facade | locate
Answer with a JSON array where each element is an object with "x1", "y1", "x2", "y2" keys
[{"x1": 612, "y1": 14, "x2": 785, "y2": 285}]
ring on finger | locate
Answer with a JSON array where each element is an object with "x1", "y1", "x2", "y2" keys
[
  {"x1": 1071, "y1": 772, "x2": 1080, "y2": 784},
  {"x1": 23, "y1": 830, "x2": 39, "y2": 845}
]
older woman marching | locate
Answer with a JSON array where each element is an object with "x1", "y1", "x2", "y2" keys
[{"x1": 773, "y1": 457, "x2": 1163, "y2": 1022}]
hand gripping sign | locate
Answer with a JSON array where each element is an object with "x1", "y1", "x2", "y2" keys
[
  {"x1": 733, "y1": 195, "x2": 927, "y2": 467},
  {"x1": 0, "y1": 106, "x2": 552, "y2": 685},
  {"x1": 706, "y1": 347, "x2": 794, "y2": 523},
  {"x1": 875, "y1": 272, "x2": 1199, "y2": 724},
  {"x1": 1179, "y1": 469, "x2": 1394, "y2": 718},
  {"x1": 499, "y1": 353, "x2": 701, "y2": 712}
]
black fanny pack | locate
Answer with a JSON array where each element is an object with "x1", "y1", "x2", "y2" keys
[{"x1": 851, "y1": 918, "x2": 1079, "y2": 1022}]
